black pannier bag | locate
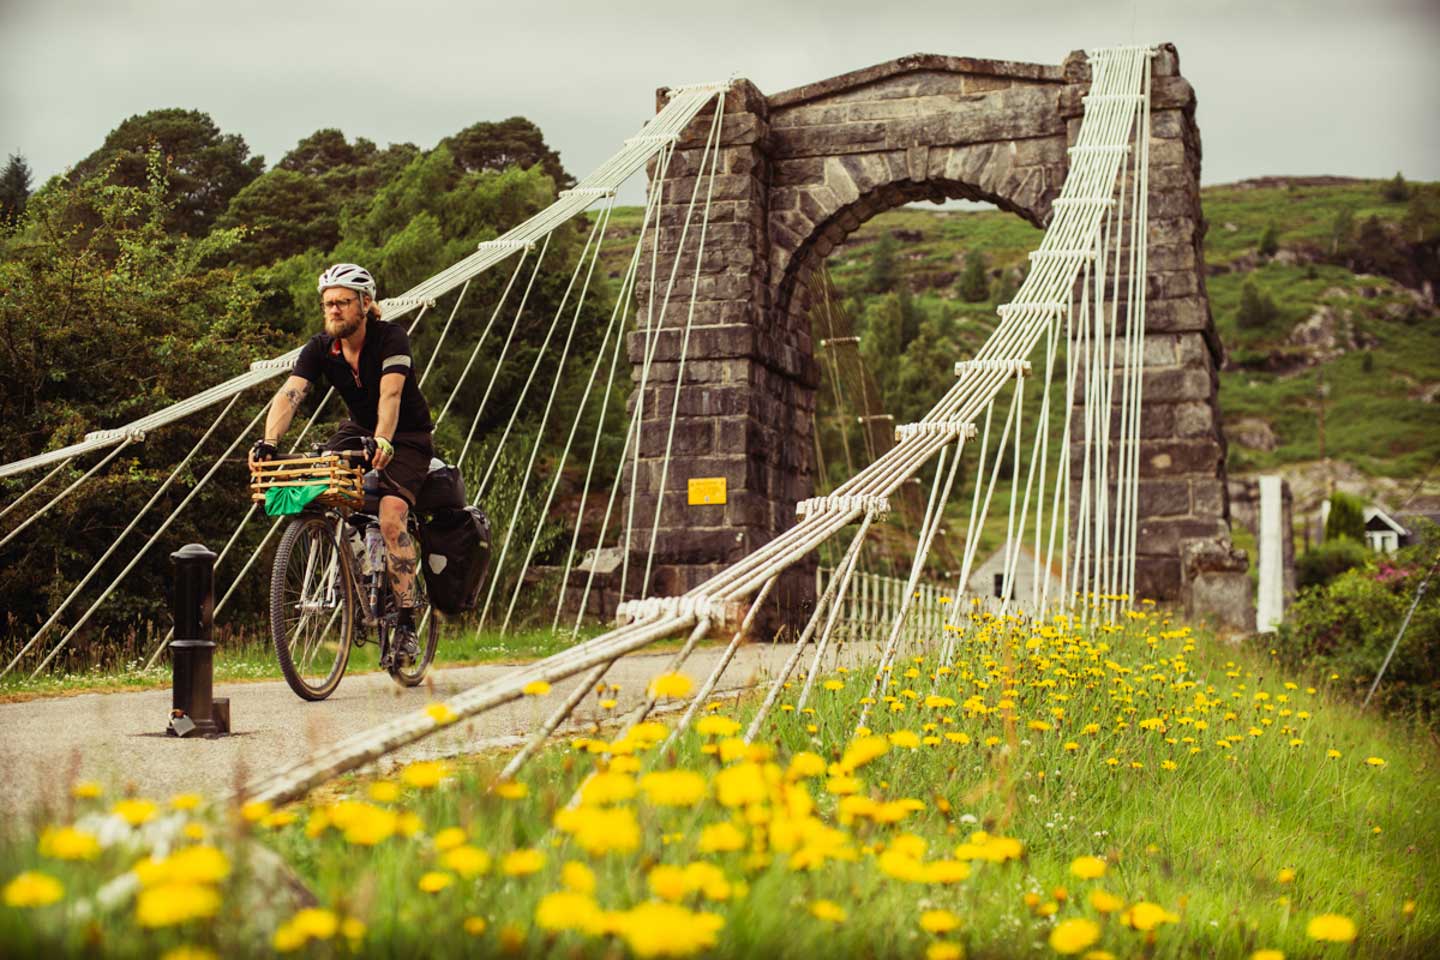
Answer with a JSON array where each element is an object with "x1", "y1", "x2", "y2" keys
[
  {"x1": 415, "y1": 458, "x2": 467, "y2": 514},
  {"x1": 419, "y1": 505, "x2": 492, "y2": 615}
]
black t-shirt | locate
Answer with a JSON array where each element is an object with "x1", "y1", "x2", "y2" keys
[{"x1": 292, "y1": 319, "x2": 434, "y2": 434}]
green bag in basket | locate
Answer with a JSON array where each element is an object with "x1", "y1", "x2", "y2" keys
[{"x1": 263, "y1": 483, "x2": 329, "y2": 516}]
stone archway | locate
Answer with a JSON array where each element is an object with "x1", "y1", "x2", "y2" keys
[{"x1": 626, "y1": 46, "x2": 1250, "y2": 627}]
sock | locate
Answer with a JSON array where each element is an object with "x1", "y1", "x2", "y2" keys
[{"x1": 397, "y1": 606, "x2": 415, "y2": 628}]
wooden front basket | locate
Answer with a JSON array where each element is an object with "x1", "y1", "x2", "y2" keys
[{"x1": 250, "y1": 453, "x2": 366, "y2": 509}]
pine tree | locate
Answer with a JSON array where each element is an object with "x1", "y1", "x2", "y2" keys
[
  {"x1": 958, "y1": 250, "x2": 989, "y2": 302},
  {"x1": 865, "y1": 234, "x2": 899, "y2": 293},
  {"x1": 1381, "y1": 171, "x2": 1409, "y2": 203},
  {"x1": 1236, "y1": 279, "x2": 1279, "y2": 330},
  {"x1": 0, "y1": 153, "x2": 32, "y2": 224},
  {"x1": 1258, "y1": 221, "x2": 1279, "y2": 258}
]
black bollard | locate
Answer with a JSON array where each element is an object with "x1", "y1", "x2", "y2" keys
[{"x1": 167, "y1": 543, "x2": 229, "y2": 738}]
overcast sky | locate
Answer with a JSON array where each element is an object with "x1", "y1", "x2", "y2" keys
[{"x1": 3, "y1": 0, "x2": 1438, "y2": 207}]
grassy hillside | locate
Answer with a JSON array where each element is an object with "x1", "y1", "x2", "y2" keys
[{"x1": 814, "y1": 177, "x2": 1440, "y2": 491}]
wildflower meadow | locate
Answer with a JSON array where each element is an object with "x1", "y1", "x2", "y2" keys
[{"x1": 3, "y1": 604, "x2": 1436, "y2": 958}]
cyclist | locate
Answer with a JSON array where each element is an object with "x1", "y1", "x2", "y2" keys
[{"x1": 248, "y1": 263, "x2": 434, "y2": 664}]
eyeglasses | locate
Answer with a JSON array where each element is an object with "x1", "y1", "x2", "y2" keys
[{"x1": 322, "y1": 297, "x2": 357, "y2": 311}]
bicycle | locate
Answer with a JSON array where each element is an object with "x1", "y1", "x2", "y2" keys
[{"x1": 252, "y1": 451, "x2": 439, "y2": 701}]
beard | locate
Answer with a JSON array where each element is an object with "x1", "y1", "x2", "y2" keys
[{"x1": 325, "y1": 314, "x2": 361, "y2": 339}]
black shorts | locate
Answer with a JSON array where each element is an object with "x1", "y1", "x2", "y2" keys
[{"x1": 325, "y1": 421, "x2": 434, "y2": 508}]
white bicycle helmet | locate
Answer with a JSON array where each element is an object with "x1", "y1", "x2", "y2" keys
[{"x1": 317, "y1": 263, "x2": 377, "y2": 302}]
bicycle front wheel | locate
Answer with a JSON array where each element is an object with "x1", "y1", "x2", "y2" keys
[{"x1": 271, "y1": 513, "x2": 354, "y2": 701}]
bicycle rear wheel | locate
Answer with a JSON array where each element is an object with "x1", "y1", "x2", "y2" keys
[{"x1": 271, "y1": 513, "x2": 353, "y2": 701}]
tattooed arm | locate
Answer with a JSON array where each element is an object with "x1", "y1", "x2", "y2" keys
[{"x1": 261, "y1": 376, "x2": 312, "y2": 450}]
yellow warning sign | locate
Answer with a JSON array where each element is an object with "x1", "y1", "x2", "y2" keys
[{"x1": 688, "y1": 477, "x2": 727, "y2": 505}]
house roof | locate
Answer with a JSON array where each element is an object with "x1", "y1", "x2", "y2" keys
[{"x1": 1363, "y1": 506, "x2": 1408, "y2": 536}]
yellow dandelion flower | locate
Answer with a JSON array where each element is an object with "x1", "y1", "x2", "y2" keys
[
  {"x1": 71, "y1": 780, "x2": 103, "y2": 799},
  {"x1": 463, "y1": 916, "x2": 487, "y2": 936},
  {"x1": 1089, "y1": 889, "x2": 1124, "y2": 913},
  {"x1": 1326, "y1": 749, "x2": 1342, "y2": 759},
  {"x1": 442, "y1": 845, "x2": 491, "y2": 878},
  {"x1": 1123, "y1": 901, "x2": 1179, "y2": 931},
  {"x1": 648, "y1": 672, "x2": 694, "y2": 699},
  {"x1": 425, "y1": 702, "x2": 458, "y2": 725},
  {"x1": 3, "y1": 871, "x2": 64, "y2": 908},
  {"x1": 159, "y1": 947, "x2": 219, "y2": 960},
  {"x1": 367, "y1": 780, "x2": 400, "y2": 803},
  {"x1": 823, "y1": 679, "x2": 845, "y2": 691},
  {"x1": 434, "y1": 826, "x2": 467, "y2": 851},
  {"x1": 697, "y1": 822, "x2": 746, "y2": 854},
  {"x1": 495, "y1": 781, "x2": 528, "y2": 800},
  {"x1": 927, "y1": 944, "x2": 963, "y2": 960},
  {"x1": 289, "y1": 908, "x2": 339, "y2": 940},
  {"x1": 1277, "y1": 867, "x2": 1295, "y2": 884},
  {"x1": 919, "y1": 909, "x2": 962, "y2": 934},
  {"x1": 641, "y1": 770, "x2": 708, "y2": 807},
  {"x1": 648, "y1": 864, "x2": 689, "y2": 902},
  {"x1": 1069, "y1": 855, "x2": 1106, "y2": 879},
  {"x1": 169, "y1": 793, "x2": 203, "y2": 811},
  {"x1": 400, "y1": 761, "x2": 450, "y2": 789},
  {"x1": 536, "y1": 891, "x2": 602, "y2": 932},
  {"x1": 696, "y1": 715, "x2": 740, "y2": 737},
  {"x1": 37, "y1": 826, "x2": 100, "y2": 861},
  {"x1": 136, "y1": 883, "x2": 221, "y2": 928},
  {"x1": 501, "y1": 848, "x2": 545, "y2": 877},
  {"x1": 1306, "y1": 913, "x2": 1356, "y2": 942},
  {"x1": 600, "y1": 698, "x2": 617, "y2": 709},
  {"x1": 1049, "y1": 917, "x2": 1101, "y2": 954},
  {"x1": 1251, "y1": 951, "x2": 1284, "y2": 960},
  {"x1": 418, "y1": 871, "x2": 454, "y2": 893},
  {"x1": 579, "y1": 770, "x2": 637, "y2": 806},
  {"x1": 562, "y1": 861, "x2": 596, "y2": 895},
  {"x1": 811, "y1": 899, "x2": 846, "y2": 923},
  {"x1": 522, "y1": 680, "x2": 551, "y2": 696},
  {"x1": 113, "y1": 798, "x2": 159, "y2": 826},
  {"x1": 1364, "y1": 756, "x2": 1386, "y2": 767}
]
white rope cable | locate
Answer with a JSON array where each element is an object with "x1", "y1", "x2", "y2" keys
[
  {"x1": 621, "y1": 101, "x2": 725, "y2": 600},
  {"x1": 434, "y1": 249, "x2": 528, "y2": 428},
  {"x1": 30, "y1": 399, "x2": 269, "y2": 677},
  {"x1": 487, "y1": 202, "x2": 618, "y2": 632},
  {"x1": 642, "y1": 90, "x2": 728, "y2": 597},
  {"x1": 455, "y1": 234, "x2": 552, "y2": 472},
  {"x1": 417, "y1": 279, "x2": 473, "y2": 388},
  {"x1": 473, "y1": 212, "x2": 613, "y2": 589},
  {"x1": 0, "y1": 456, "x2": 75, "y2": 523},
  {"x1": 1, "y1": 394, "x2": 242, "y2": 678},
  {"x1": 658, "y1": 573, "x2": 779, "y2": 752},
  {"x1": 0, "y1": 440, "x2": 136, "y2": 553},
  {"x1": 564, "y1": 140, "x2": 682, "y2": 629}
]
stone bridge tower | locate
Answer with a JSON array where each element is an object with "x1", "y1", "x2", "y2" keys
[{"x1": 625, "y1": 45, "x2": 1251, "y2": 628}]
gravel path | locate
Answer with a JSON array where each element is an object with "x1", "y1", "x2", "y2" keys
[{"x1": 0, "y1": 640, "x2": 870, "y2": 815}]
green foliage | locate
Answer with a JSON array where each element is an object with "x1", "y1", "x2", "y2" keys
[
  {"x1": 1325, "y1": 491, "x2": 1367, "y2": 542},
  {"x1": 1234, "y1": 278, "x2": 1279, "y2": 330},
  {"x1": 958, "y1": 249, "x2": 989, "y2": 302},
  {"x1": 444, "y1": 117, "x2": 574, "y2": 192},
  {"x1": 0, "y1": 153, "x2": 32, "y2": 226},
  {"x1": 1297, "y1": 537, "x2": 1369, "y2": 590},
  {"x1": 1329, "y1": 207, "x2": 1354, "y2": 255},
  {"x1": 0, "y1": 151, "x2": 275, "y2": 657},
  {"x1": 66, "y1": 108, "x2": 263, "y2": 236},
  {"x1": 1278, "y1": 535, "x2": 1440, "y2": 722},
  {"x1": 1381, "y1": 171, "x2": 1410, "y2": 203},
  {"x1": 1402, "y1": 184, "x2": 1440, "y2": 244},
  {"x1": 863, "y1": 233, "x2": 899, "y2": 293},
  {"x1": 1257, "y1": 221, "x2": 1279, "y2": 257}
]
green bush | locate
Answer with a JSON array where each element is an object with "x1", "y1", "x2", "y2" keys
[
  {"x1": 1258, "y1": 221, "x2": 1279, "y2": 258},
  {"x1": 1296, "y1": 537, "x2": 1369, "y2": 590},
  {"x1": 1235, "y1": 278, "x2": 1279, "y2": 330},
  {"x1": 1277, "y1": 535, "x2": 1440, "y2": 723},
  {"x1": 958, "y1": 250, "x2": 989, "y2": 302},
  {"x1": 1381, "y1": 171, "x2": 1409, "y2": 203},
  {"x1": 1325, "y1": 490, "x2": 1367, "y2": 542}
]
